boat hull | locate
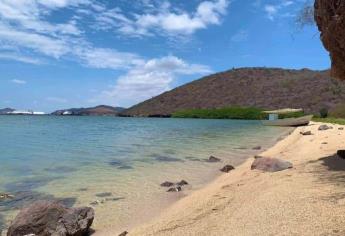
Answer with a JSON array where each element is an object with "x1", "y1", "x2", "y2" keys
[{"x1": 262, "y1": 115, "x2": 313, "y2": 127}]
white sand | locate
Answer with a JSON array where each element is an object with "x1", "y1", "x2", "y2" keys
[{"x1": 119, "y1": 122, "x2": 345, "y2": 236}]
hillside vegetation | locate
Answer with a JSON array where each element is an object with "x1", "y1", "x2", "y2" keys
[{"x1": 121, "y1": 68, "x2": 345, "y2": 117}]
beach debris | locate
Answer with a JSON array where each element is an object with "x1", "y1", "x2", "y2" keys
[
  {"x1": 318, "y1": 125, "x2": 333, "y2": 131},
  {"x1": 251, "y1": 157, "x2": 293, "y2": 172},
  {"x1": 252, "y1": 146, "x2": 262, "y2": 150},
  {"x1": 95, "y1": 192, "x2": 112, "y2": 198},
  {"x1": 300, "y1": 131, "x2": 312, "y2": 136},
  {"x1": 337, "y1": 150, "x2": 345, "y2": 159},
  {"x1": 160, "y1": 181, "x2": 175, "y2": 187},
  {"x1": 339, "y1": 127, "x2": 344, "y2": 130},
  {"x1": 90, "y1": 199, "x2": 105, "y2": 205},
  {"x1": 7, "y1": 200, "x2": 94, "y2": 236},
  {"x1": 176, "y1": 180, "x2": 189, "y2": 186},
  {"x1": 0, "y1": 192, "x2": 14, "y2": 200},
  {"x1": 220, "y1": 165, "x2": 235, "y2": 173},
  {"x1": 119, "y1": 231, "x2": 128, "y2": 236},
  {"x1": 207, "y1": 156, "x2": 221, "y2": 162},
  {"x1": 167, "y1": 186, "x2": 182, "y2": 192}
]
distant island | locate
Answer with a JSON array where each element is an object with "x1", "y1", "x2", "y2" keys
[
  {"x1": 51, "y1": 105, "x2": 125, "y2": 116},
  {"x1": 122, "y1": 67, "x2": 345, "y2": 117}
]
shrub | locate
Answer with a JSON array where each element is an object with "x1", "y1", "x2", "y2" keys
[
  {"x1": 319, "y1": 108, "x2": 329, "y2": 118},
  {"x1": 329, "y1": 104, "x2": 345, "y2": 118},
  {"x1": 172, "y1": 107, "x2": 267, "y2": 120}
]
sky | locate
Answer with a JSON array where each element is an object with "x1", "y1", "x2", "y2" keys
[{"x1": 0, "y1": 0, "x2": 329, "y2": 112}]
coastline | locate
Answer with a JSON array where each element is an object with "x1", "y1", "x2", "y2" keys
[{"x1": 110, "y1": 121, "x2": 345, "y2": 236}]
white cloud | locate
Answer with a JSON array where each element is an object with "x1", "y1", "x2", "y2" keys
[
  {"x1": 0, "y1": 52, "x2": 43, "y2": 64},
  {"x1": 95, "y1": 0, "x2": 230, "y2": 36},
  {"x1": 92, "y1": 56, "x2": 212, "y2": 106},
  {"x1": 264, "y1": 0, "x2": 295, "y2": 21},
  {"x1": 10, "y1": 79, "x2": 27, "y2": 84}
]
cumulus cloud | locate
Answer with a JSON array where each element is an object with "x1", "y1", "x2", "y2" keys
[
  {"x1": 95, "y1": 0, "x2": 230, "y2": 36},
  {"x1": 92, "y1": 56, "x2": 212, "y2": 106}
]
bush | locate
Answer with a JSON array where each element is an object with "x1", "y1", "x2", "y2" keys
[
  {"x1": 172, "y1": 107, "x2": 267, "y2": 120},
  {"x1": 329, "y1": 104, "x2": 345, "y2": 118},
  {"x1": 319, "y1": 108, "x2": 329, "y2": 118}
]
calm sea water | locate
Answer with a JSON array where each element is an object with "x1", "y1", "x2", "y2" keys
[{"x1": 0, "y1": 116, "x2": 290, "y2": 233}]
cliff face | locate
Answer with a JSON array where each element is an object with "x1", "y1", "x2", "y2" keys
[
  {"x1": 315, "y1": 0, "x2": 345, "y2": 80},
  {"x1": 121, "y1": 68, "x2": 345, "y2": 117}
]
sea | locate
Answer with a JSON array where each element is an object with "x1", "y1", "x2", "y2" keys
[{"x1": 0, "y1": 116, "x2": 291, "y2": 234}]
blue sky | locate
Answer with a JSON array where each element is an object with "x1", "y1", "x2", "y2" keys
[{"x1": 0, "y1": 0, "x2": 329, "y2": 112}]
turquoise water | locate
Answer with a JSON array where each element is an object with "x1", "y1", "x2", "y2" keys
[{"x1": 0, "y1": 116, "x2": 290, "y2": 233}]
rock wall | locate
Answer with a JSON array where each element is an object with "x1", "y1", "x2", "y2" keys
[{"x1": 315, "y1": 0, "x2": 345, "y2": 80}]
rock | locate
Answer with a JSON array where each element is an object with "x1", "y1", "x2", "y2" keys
[
  {"x1": 167, "y1": 186, "x2": 182, "y2": 192},
  {"x1": 220, "y1": 165, "x2": 235, "y2": 173},
  {"x1": 254, "y1": 155, "x2": 263, "y2": 159},
  {"x1": 251, "y1": 157, "x2": 293, "y2": 172},
  {"x1": 337, "y1": 150, "x2": 345, "y2": 159},
  {"x1": 315, "y1": 0, "x2": 345, "y2": 80},
  {"x1": 176, "y1": 180, "x2": 188, "y2": 186},
  {"x1": 318, "y1": 125, "x2": 332, "y2": 131},
  {"x1": 119, "y1": 231, "x2": 128, "y2": 236},
  {"x1": 300, "y1": 131, "x2": 312, "y2": 136},
  {"x1": 322, "y1": 142, "x2": 328, "y2": 145},
  {"x1": 160, "y1": 181, "x2": 174, "y2": 187},
  {"x1": 207, "y1": 156, "x2": 221, "y2": 162},
  {"x1": 0, "y1": 193, "x2": 14, "y2": 201},
  {"x1": 7, "y1": 200, "x2": 94, "y2": 236},
  {"x1": 252, "y1": 146, "x2": 262, "y2": 150},
  {"x1": 339, "y1": 127, "x2": 344, "y2": 130}
]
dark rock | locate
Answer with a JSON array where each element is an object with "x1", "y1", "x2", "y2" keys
[
  {"x1": 220, "y1": 165, "x2": 235, "y2": 173},
  {"x1": 176, "y1": 180, "x2": 188, "y2": 186},
  {"x1": 119, "y1": 231, "x2": 128, "y2": 236},
  {"x1": 160, "y1": 181, "x2": 174, "y2": 187},
  {"x1": 339, "y1": 127, "x2": 344, "y2": 130},
  {"x1": 167, "y1": 186, "x2": 182, "y2": 192},
  {"x1": 95, "y1": 192, "x2": 112, "y2": 197},
  {"x1": 254, "y1": 155, "x2": 263, "y2": 159},
  {"x1": 251, "y1": 157, "x2": 293, "y2": 172},
  {"x1": 0, "y1": 193, "x2": 14, "y2": 201},
  {"x1": 322, "y1": 142, "x2": 328, "y2": 145},
  {"x1": 300, "y1": 131, "x2": 312, "y2": 136},
  {"x1": 318, "y1": 125, "x2": 332, "y2": 131},
  {"x1": 337, "y1": 150, "x2": 345, "y2": 159},
  {"x1": 207, "y1": 156, "x2": 221, "y2": 163},
  {"x1": 7, "y1": 200, "x2": 94, "y2": 236},
  {"x1": 252, "y1": 146, "x2": 262, "y2": 150}
]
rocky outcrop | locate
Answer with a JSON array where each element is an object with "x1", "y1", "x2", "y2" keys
[
  {"x1": 315, "y1": 0, "x2": 345, "y2": 80},
  {"x1": 251, "y1": 157, "x2": 293, "y2": 172},
  {"x1": 337, "y1": 150, "x2": 345, "y2": 159},
  {"x1": 7, "y1": 201, "x2": 94, "y2": 236}
]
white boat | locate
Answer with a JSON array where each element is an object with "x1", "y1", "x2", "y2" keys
[{"x1": 262, "y1": 109, "x2": 313, "y2": 127}]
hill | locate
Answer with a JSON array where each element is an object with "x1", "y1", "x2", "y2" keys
[
  {"x1": 0, "y1": 108, "x2": 15, "y2": 114},
  {"x1": 121, "y1": 68, "x2": 345, "y2": 117},
  {"x1": 52, "y1": 105, "x2": 125, "y2": 116}
]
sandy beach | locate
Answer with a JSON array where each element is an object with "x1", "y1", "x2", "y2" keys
[{"x1": 109, "y1": 121, "x2": 345, "y2": 236}]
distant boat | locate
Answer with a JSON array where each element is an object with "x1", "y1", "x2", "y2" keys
[{"x1": 262, "y1": 109, "x2": 313, "y2": 127}]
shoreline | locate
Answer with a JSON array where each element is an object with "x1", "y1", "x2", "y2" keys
[{"x1": 116, "y1": 121, "x2": 345, "y2": 235}]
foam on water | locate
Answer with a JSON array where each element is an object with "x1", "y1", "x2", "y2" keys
[{"x1": 0, "y1": 116, "x2": 291, "y2": 234}]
